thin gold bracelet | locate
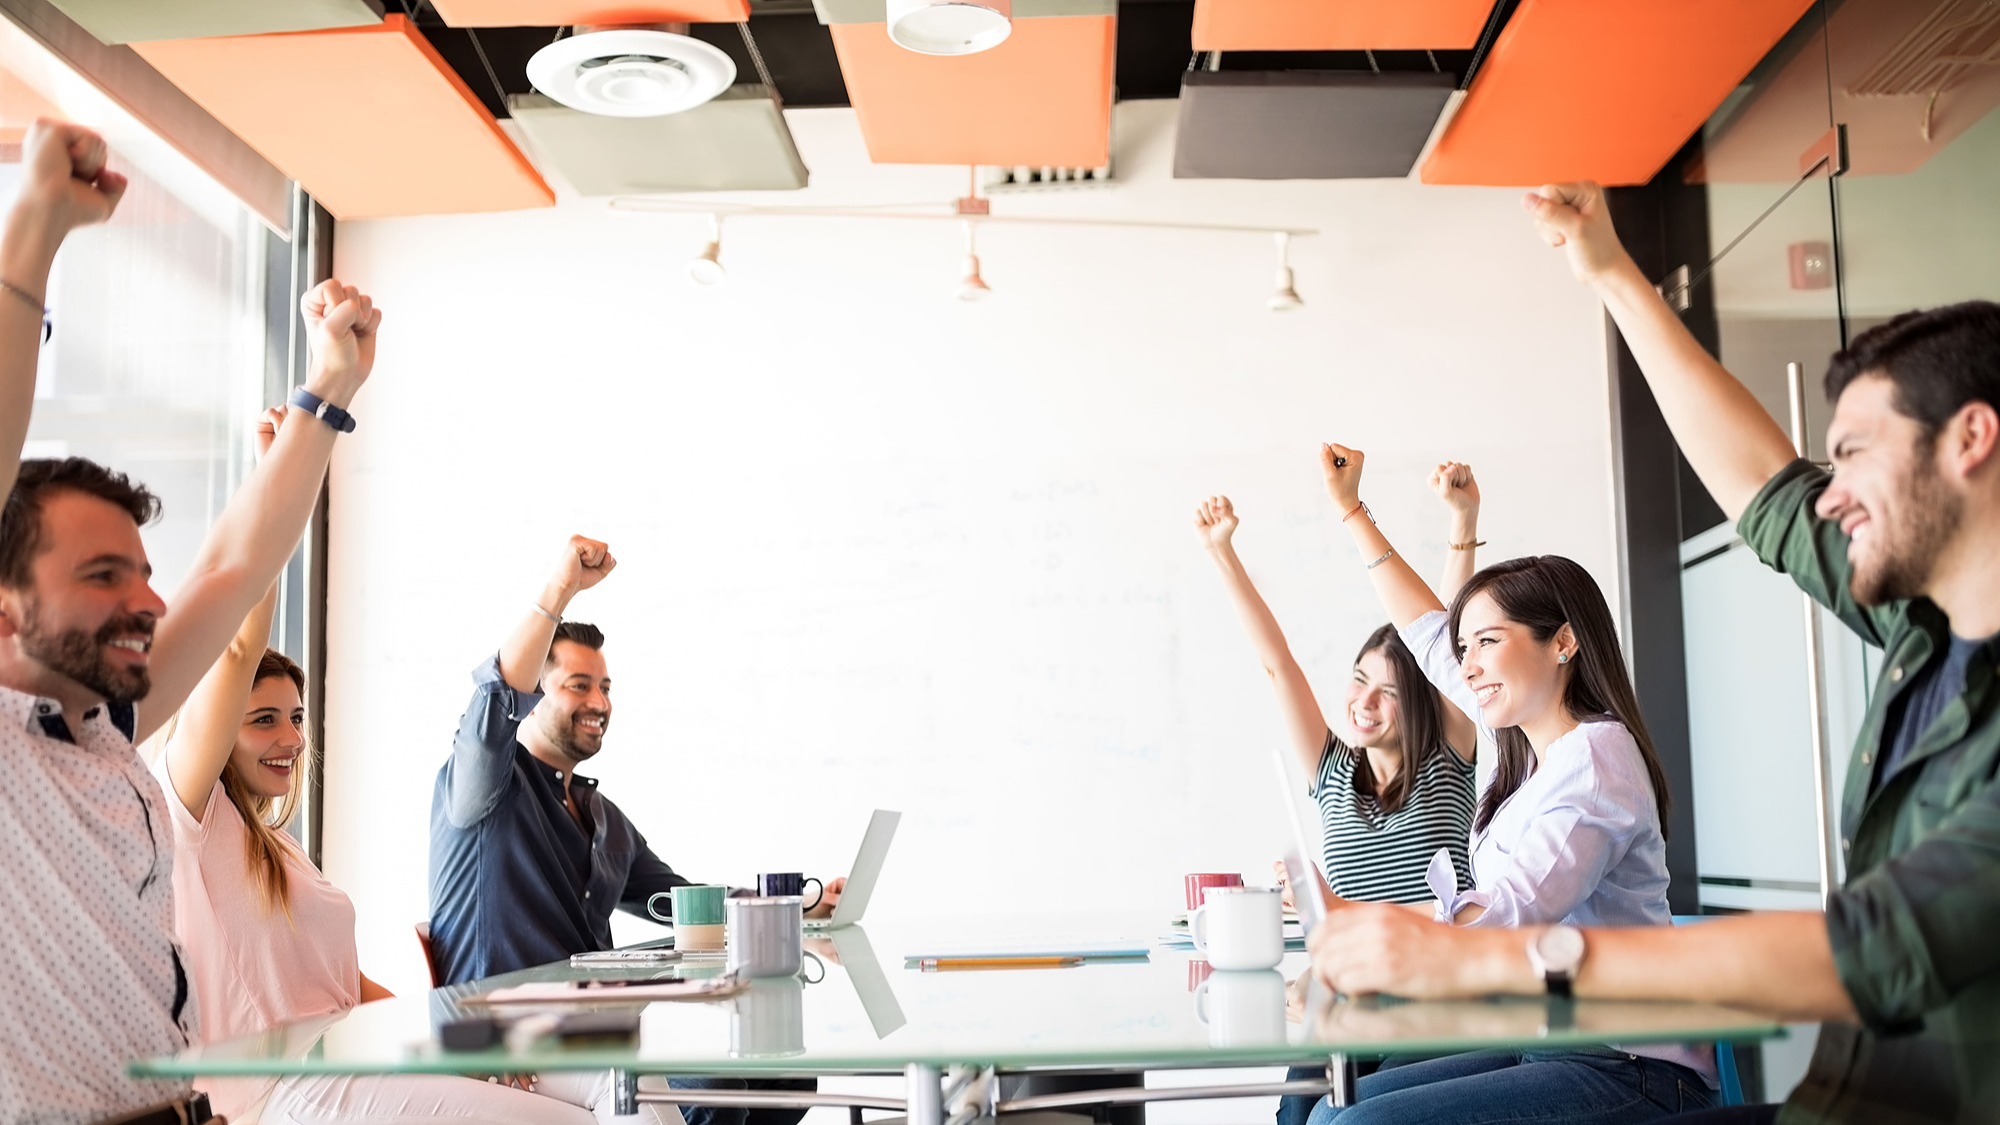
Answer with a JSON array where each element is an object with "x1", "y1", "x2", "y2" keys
[
  {"x1": 1449, "y1": 539, "x2": 1487, "y2": 551},
  {"x1": 0, "y1": 279, "x2": 44, "y2": 313}
]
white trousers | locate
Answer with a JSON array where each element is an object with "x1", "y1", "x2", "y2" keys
[{"x1": 258, "y1": 1071, "x2": 684, "y2": 1125}]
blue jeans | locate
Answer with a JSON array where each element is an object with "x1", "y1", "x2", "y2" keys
[
  {"x1": 666, "y1": 1077, "x2": 815, "y2": 1125},
  {"x1": 1303, "y1": 1048, "x2": 1714, "y2": 1125}
]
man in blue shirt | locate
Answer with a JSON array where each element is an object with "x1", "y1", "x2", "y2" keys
[{"x1": 429, "y1": 535, "x2": 843, "y2": 1125}]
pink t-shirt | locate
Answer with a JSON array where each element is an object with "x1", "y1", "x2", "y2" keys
[{"x1": 153, "y1": 755, "x2": 360, "y2": 1120}]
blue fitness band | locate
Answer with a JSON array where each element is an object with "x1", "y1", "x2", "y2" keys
[{"x1": 288, "y1": 386, "x2": 357, "y2": 433}]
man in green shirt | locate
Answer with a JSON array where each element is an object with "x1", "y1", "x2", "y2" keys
[{"x1": 1304, "y1": 182, "x2": 1998, "y2": 1125}]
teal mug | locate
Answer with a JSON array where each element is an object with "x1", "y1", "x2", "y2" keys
[{"x1": 650, "y1": 884, "x2": 729, "y2": 952}]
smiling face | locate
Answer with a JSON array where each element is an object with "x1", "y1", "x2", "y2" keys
[
  {"x1": 1344, "y1": 647, "x2": 1403, "y2": 750},
  {"x1": 535, "y1": 638, "x2": 612, "y2": 764},
  {"x1": 1816, "y1": 375, "x2": 1963, "y2": 607},
  {"x1": 3, "y1": 491, "x2": 167, "y2": 705},
  {"x1": 1455, "y1": 589, "x2": 1574, "y2": 733},
  {"x1": 229, "y1": 673, "x2": 307, "y2": 800}
]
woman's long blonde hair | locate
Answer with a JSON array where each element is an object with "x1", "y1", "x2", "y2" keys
[{"x1": 220, "y1": 649, "x2": 313, "y2": 916}]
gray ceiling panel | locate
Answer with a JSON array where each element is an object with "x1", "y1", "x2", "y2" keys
[
  {"x1": 508, "y1": 89, "x2": 808, "y2": 196},
  {"x1": 1174, "y1": 71, "x2": 1458, "y2": 180},
  {"x1": 46, "y1": 0, "x2": 383, "y2": 44},
  {"x1": 809, "y1": 0, "x2": 1112, "y2": 25}
]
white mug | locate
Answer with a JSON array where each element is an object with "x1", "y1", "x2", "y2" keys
[
  {"x1": 1192, "y1": 969, "x2": 1287, "y2": 1047},
  {"x1": 1188, "y1": 885, "x2": 1283, "y2": 970}
]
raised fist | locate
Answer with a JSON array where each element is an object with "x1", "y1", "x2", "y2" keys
[
  {"x1": 554, "y1": 535, "x2": 616, "y2": 596},
  {"x1": 253, "y1": 405, "x2": 287, "y2": 461},
  {"x1": 10, "y1": 120, "x2": 128, "y2": 239},
  {"x1": 300, "y1": 279, "x2": 381, "y2": 395},
  {"x1": 1320, "y1": 443, "x2": 1365, "y2": 512},
  {"x1": 1428, "y1": 461, "x2": 1480, "y2": 514},
  {"x1": 1521, "y1": 182, "x2": 1629, "y2": 284},
  {"x1": 1194, "y1": 495, "x2": 1240, "y2": 550}
]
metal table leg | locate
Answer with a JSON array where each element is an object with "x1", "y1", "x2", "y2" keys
[
  {"x1": 907, "y1": 1063, "x2": 944, "y2": 1125},
  {"x1": 1327, "y1": 1054, "x2": 1357, "y2": 1108},
  {"x1": 614, "y1": 1070, "x2": 637, "y2": 1116}
]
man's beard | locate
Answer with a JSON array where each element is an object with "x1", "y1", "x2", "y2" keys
[
  {"x1": 17, "y1": 598, "x2": 154, "y2": 704},
  {"x1": 1851, "y1": 454, "x2": 1960, "y2": 606},
  {"x1": 543, "y1": 710, "x2": 606, "y2": 762}
]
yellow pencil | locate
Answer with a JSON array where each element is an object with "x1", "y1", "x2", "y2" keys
[{"x1": 917, "y1": 956, "x2": 1084, "y2": 971}]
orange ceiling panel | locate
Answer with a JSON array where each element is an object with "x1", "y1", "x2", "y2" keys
[
  {"x1": 134, "y1": 16, "x2": 553, "y2": 219},
  {"x1": 1420, "y1": 0, "x2": 1817, "y2": 187},
  {"x1": 1191, "y1": 0, "x2": 1496, "y2": 51},
  {"x1": 429, "y1": 0, "x2": 750, "y2": 25},
  {"x1": 830, "y1": 16, "x2": 1114, "y2": 167}
]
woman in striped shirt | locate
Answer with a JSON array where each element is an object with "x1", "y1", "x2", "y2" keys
[{"x1": 1194, "y1": 467, "x2": 1483, "y2": 907}]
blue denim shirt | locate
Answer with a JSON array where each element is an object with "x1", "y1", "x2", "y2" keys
[{"x1": 428, "y1": 654, "x2": 692, "y2": 986}]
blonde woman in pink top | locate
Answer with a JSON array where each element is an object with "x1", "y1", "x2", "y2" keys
[{"x1": 155, "y1": 414, "x2": 678, "y2": 1125}]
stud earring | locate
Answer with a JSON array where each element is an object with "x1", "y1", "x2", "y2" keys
[{"x1": 1557, "y1": 653, "x2": 1570, "y2": 665}]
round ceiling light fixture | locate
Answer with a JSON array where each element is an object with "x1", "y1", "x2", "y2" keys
[
  {"x1": 887, "y1": 0, "x2": 1013, "y2": 56},
  {"x1": 527, "y1": 27, "x2": 736, "y2": 117}
]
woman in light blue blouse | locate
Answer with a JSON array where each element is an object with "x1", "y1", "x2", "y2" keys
[{"x1": 1301, "y1": 444, "x2": 1711, "y2": 1125}]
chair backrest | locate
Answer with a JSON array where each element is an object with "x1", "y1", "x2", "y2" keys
[
  {"x1": 414, "y1": 921, "x2": 442, "y2": 989},
  {"x1": 1671, "y1": 914, "x2": 1746, "y2": 1107}
]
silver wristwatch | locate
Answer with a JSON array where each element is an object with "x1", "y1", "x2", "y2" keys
[{"x1": 1526, "y1": 925, "x2": 1586, "y2": 999}]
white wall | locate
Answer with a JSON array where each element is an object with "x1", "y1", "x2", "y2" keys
[{"x1": 324, "y1": 99, "x2": 1614, "y2": 995}]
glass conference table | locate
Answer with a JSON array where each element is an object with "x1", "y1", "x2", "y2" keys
[{"x1": 134, "y1": 915, "x2": 1785, "y2": 1122}]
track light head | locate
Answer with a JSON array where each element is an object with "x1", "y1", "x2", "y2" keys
[
  {"x1": 1268, "y1": 266, "x2": 1302, "y2": 311},
  {"x1": 958, "y1": 253, "x2": 991, "y2": 301},
  {"x1": 688, "y1": 240, "x2": 725, "y2": 286},
  {"x1": 1267, "y1": 231, "x2": 1303, "y2": 311},
  {"x1": 688, "y1": 215, "x2": 725, "y2": 286}
]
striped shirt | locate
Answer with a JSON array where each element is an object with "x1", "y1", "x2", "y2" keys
[{"x1": 1311, "y1": 731, "x2": 1475, "y2": 904}]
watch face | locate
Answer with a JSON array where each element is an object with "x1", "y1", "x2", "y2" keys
[{"x1": 1536, "y1": 925, "x2": 1586, "y2": 970}]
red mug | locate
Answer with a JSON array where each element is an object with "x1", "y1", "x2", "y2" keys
[{"x1": 1184, "y1": 872, "x2": 1244, "y2": 912}]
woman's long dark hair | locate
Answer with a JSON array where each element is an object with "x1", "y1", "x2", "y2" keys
[
  {"x1": 1446, "y1": 556, "x2": 1671, "y2": 836},
  {"x1": 1350, "y1": 623, "x2": 1448, "y2": 815}
]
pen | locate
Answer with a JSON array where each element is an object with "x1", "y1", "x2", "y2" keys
[{"x1": 917, "y1": 957, "x2": 1084, "y2": 971}]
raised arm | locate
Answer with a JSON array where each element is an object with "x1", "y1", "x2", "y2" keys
[
  {"x1": 135, "y1": 280, "x2": 381, "y2": 742},
  {"x1": 441, "y1": 537, "x2": 614, "y2": 827},
  {"x1": 160, "y1": 410, "x2": 286, "y2": 818},
  {"x1": 1426, "y1": 462, "x2": 1481, "y2": 762},
  {"x1": 1429, "y1": 461, "x2": 1482, "y2": 603},
  {"x1": 1, "y1": 120, "x2": 127, "y2": 502},
  {"x1": 1195, "y1": 495, "x2": 1332, "y2": 780},
  {"x1": 497, "y1": 536, "x2": 615, "y2": 694},
  {"x1": 1524, "y1": 184, "x2": 1795, "y2": 520},
  {"x1": 1320, "y1": 444, "x2": 1445, "y2": 629}
]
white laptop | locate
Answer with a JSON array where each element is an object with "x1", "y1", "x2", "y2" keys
[
  {"x1": 1273, "y1": 748, "x2": 1328, "y2": 935},
  {"x1": 803, "y1": 809, "x2": 900, "y2": 932},
  {"x1": 825, "y1": 924, "x2": 906, "y2": 1037}
]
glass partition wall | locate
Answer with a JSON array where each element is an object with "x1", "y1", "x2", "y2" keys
[
  {"x1": 1635, "y1": 0, "x2": 2000, "y2": 1101},
  {"x1": 0, "y1": 8, "x2": 320, "y2": 827}
]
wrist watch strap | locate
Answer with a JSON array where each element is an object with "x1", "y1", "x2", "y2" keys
[{"x1": 289, "y1": 386, "x2": 357, "y2": 433}]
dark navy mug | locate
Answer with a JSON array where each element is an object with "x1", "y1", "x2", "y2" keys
[{"x1": 756, "y1": 872, "x2": 823, "y2": 911}]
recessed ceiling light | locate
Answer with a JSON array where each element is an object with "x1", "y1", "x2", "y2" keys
[{"x1": 887, "y1": 0, "x2": 1013, "y2": 56}]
